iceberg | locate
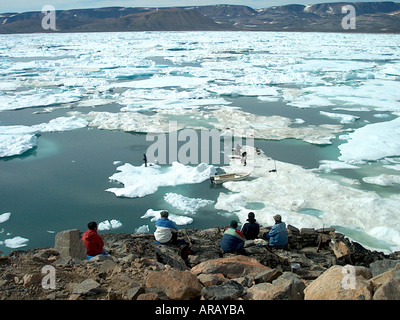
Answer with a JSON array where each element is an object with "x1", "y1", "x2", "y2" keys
[{"x1": 106, "y1": 162, "x2": 216, "y2": 198}]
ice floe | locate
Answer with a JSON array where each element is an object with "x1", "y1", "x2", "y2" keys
[
  {"x1": 362, "y1": 174, "x2": 400, "y2": 187},
  {"x1": 75, "y1": 106, "x2": 345, "y2": 145},
  {"x1": 163, "y1": 193, "x2": 214, "y2": 214},
  {"x1": 106, "y1": 162, "x2": 216, "y2": 198},
  {"x1": 339, "y1": 117, "x2": 400, "y2": 163},
  {"x1": 0, "y1": 212, "x2": 11, "y2": 223},
  {"x1": 0, "y1": 117, "x2": 88, "y2": 158},
  {"x1": 118, "y1": 87, "x2": 230, "y2": 111},
  {"x1": 0, "y1": 88, "x2": 82, "y2": 112},
  {"x1": 32, "y1": 116, "x2": 88, "y2": 132},
  {"x1": 214, "y1": 146, "x2": 400, "y2": 252},
  {"x1": 0, "y1": 126, "x2": 38, "y2": 158},
  {"x1": 98, "y1": 219, "x2": 123, "y2": 231},
  {"x1": 109, "y1": 75, "x2": 210, "y2": 89},
  {"x1": 141, "y1": 209, "x2": 193, "y2": 226},
  {"x1": 4, "y1": 236, "x2": 29, "y2": 249},
  {"x1": 318, "y1": 160, "x2": 359, "y2": 173},
  {"x1": 134, "y1": 225, "x2": 150, "y2": 233},
  {"x1": 320, "y1": 111, "x2": 359, "y2": 124}
]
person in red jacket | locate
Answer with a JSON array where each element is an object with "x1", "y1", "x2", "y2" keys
[{"x1": 82, "y1": 221, "x2": 108, "y2": 260}]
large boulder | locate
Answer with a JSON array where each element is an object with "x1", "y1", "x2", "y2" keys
[
  {"x1": 246, "y1": 272, "x2": 305, "y2": 300},
  {"x1": 53, "y1": 229, "x2": 86, "y2": 260},
  {"x1": 154, "y1": 244, "x2": 188, "y2": 271},
  {"x1": 191, "y1": 255, "x2": 270, "y2": 279},
  {"x1": 372, "y1": 262, "x2": 400, "y2": 300},
  {"x1": 145, "y1": 266, "x2": 202, "y2": 300},
  {"x1": 304, "y1": 265, "x2": 373, "y2": 300}
]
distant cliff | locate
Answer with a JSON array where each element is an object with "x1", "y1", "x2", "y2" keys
[{"x1": 1, "y1": 2, "x2": 400, "y2": 34}]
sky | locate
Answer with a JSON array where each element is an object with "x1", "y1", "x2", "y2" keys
[{"x1": 0, "y1": 0, "x2": 397, "y2": 13}]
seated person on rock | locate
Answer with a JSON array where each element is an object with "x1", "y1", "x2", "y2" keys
[
  {"x1": 240, "y1": 212, "x2": 260, "y2": 240},
  {"x1": 220, "y1": 220, "x2": 245, "y2": 253},
  {"x1": 263, "y1": 214, "x2": 288, "y2": 247},
  {"x1": 154, "y1": 210, "x2": 178, "y2": 245},
  {"x1": 82, "y1": 221, "x2": 109, "y2": 260}
]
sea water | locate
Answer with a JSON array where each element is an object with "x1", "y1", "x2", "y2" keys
[{"x1": 1, "y1": 31, "x2": 400, "y2": 254}]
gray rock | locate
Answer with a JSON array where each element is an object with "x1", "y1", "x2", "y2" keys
[
  {"x1": 201, "y1": 280, "x2": 244, "y2": 300},
  {"x1": 73, "y1": 279, "x2": 104, "y2": 296},
  {"x1": 154, "y1": 245, "x2": 188, "y2": 271},
  {"x1": 271, "y1": 272, "x2": 306, "y2": 300},
  {"x1": 369, "y1": 259, "x2": 400, "y2": 277},
  {"x1": 125, "y1": 286, "x2": 145, "y2": 300},
  {"x1": 254, "y1": 269, "x2": 282, "y2": 284}
]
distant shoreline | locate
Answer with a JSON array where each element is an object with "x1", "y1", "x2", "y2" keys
[{"x1": 1, "y1": 2, "x2": 400, "y2": 34}]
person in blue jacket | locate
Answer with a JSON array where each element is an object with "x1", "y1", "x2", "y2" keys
[
  {"x1": 220, "y1": 220, "x2": 245, "y2": 253},
  {"x1": 263, "y1": 214, "x2": 288, "y2": 247},
  {"x1": 154, "y1": 210, "x2": 178, "y2": 245}
]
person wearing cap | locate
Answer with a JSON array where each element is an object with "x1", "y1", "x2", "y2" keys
[
  {"x1": 154, "y1": 210, "x2": 178, "y2": 245},
  {"x1": 241, "y1": 212, "x2": 260, "y2": 240},
  {"x1": 263, "y1": 214, "x2": 288, "y2": 247},
  {"x1": 220, "y1": 220, "x2": 245, "y2": 253}
]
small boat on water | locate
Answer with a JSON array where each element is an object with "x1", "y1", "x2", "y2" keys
[{"x1": 210, "y1": 172, "x2": 250, "y2": 184}]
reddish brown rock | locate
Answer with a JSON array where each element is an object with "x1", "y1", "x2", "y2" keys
[
  {"x1": 145, "y1": 266, "x2": 203, "y2": 300},
  {"x1": 191, "y1": 255, "x2": 270, "y2": 279},
  {"x1": 304, "y1": 265, "x2": 373, "y2": 300}
]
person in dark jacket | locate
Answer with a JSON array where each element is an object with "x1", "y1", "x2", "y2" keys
[
  {"x1": 82, "y1": 221, "x2": 108, "y2": 260},
  {"x1": 240, "y1": 212, "x2": 260, "y2": 240},
  {"x1": 263, "y1": 214, "x2": 288, "y2": 247},
  {"x1": 220, "y1": 220, "x2": 245, "y2": 253}
]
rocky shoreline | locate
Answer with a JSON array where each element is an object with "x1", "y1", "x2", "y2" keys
[{"x1": 0, "y1": 225, "x2": 399, "y2": 300}]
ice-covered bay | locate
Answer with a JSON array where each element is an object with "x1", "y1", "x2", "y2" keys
[{"x1": 1, "y1": 31, "x2": 400, "y2": 253}]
